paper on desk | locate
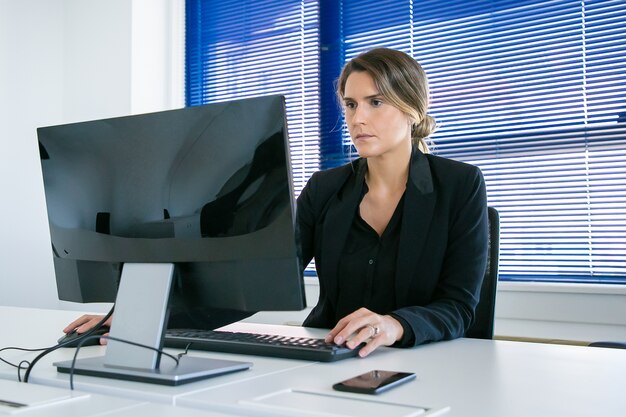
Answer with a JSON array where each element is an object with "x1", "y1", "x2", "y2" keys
[{"x1": 0, "y1": 380, "x2": 89, "y2": 414}]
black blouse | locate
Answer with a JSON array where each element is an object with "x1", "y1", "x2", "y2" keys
[{"x1": 335, "y1": 187, "x2": 414, "y2": 345}]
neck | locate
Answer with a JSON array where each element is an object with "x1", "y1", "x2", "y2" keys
[{"x1": 365, "y1": 147, "x2": 412, "y2": 191}]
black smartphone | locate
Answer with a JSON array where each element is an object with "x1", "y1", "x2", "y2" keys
[{"x1": 332, "y1": 370, "x2": 416, "y2": 394}]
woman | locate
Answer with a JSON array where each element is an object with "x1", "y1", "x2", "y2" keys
[
  {"x1": 297, "y1": 47, "x2": 488, "y2": 357},
  {"x1": 64, "y1": 48, "x2": 488, "y2": 355}
]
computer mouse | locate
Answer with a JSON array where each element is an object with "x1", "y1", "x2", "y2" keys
[{"x1": 57, "y1": 327, "x2": 109, "y2": 348}]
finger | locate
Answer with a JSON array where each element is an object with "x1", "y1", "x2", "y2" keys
[
  {"x1": 330, "y1": 321, "x2": 361, "y2": 345},
  {"x1": 76, "y1": 317, "x2": 105, "y2": 334},
  {"x1": 357, "y1": 336, "x2": 385, "y2": 357},
  {"x1": 325, "y1": 320, "x2": 348, "y2": 344},
  {"x1": 100, "y1": 332, "x2": 110, "y2": 345},
  {"x1": 324, "y1": 320, "x2": 343, "y2": 342},
  {"x1": 336, "y1": 315, "x2": 378, "y2": 347},
  {"x1": 62, "y1": 315, "x2": 89, "y2": 332},
  {"x1": 325, "y1": 311, "x2": 361, "y2": 343},
  {"x1": 356, "y1": 316, "x2": 403, "y2": 354},
  {"x1": 63, "y1": 315, "x2": 97, "y2": 333},
  {"x1": 346, "y1": 325, "x2": 377, "y2": 350}
]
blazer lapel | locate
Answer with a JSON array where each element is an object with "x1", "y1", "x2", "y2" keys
[
  {"x1": 395, "y1": 150, "x2": 436, "y2": 306},
  {"x1": 319, "y1": 159, "x2": 367, "y2": 303}
]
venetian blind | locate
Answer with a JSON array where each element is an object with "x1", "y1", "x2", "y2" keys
[
  {"x1": 338, "y1": 0, "x2": 626, "y2": 282},
  {"x1": 185, "y1": 0, "x2": 320, "y2": 195}
]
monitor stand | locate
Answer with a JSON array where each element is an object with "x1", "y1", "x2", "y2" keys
[{"x1": 54, "y1": 263, "x2": 252, "y2": 386}]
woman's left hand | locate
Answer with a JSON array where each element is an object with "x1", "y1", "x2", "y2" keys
[{"x1": 325, "y1": 308, "x2": 404, "y2": 357}]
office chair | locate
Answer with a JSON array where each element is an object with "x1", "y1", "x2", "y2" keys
[{"x1": 465, "y1": 206, "x2": 500, "y2": 340}]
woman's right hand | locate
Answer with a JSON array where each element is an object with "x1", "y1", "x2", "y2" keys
[{"x1": 63, "y1": 314, "x2": 112, "y2": 345}]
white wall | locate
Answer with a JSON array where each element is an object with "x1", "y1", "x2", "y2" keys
[
  {"x1": 0, "y1": 0, "x2": 182, "y2": 309},
  {"x1": 495, "y1": 282, "x2": 626, "y2": 342},
  {"x1": 1, "y1": 0, "x2": 67, "y2": 309},
  {"x1": 62, "y1": 0, "x2": 133, "y2": 122}
]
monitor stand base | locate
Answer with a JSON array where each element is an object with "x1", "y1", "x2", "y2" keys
[
  {"x1": 54, "y1": 263, "x2": 252, "y2": 386},
  {"x1": 54, "y1": 355, "x2": 251, "y2": 386}
]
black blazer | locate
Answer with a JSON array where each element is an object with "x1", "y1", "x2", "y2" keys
[{"x1": 296, "y1": 149, "x2": 488, "y2": 346}]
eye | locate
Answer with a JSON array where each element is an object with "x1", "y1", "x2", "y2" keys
[
  {"x1": 371, "y1": 98, "x2": 383, "y2": 107},
  {"x1": 344, "y1": 101, "x2": 356, "y2": 110}
]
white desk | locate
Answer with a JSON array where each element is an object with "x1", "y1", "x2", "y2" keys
[
  {"x1": 0, "y1": 379, "x2": 243, "y2": 417},
  {"x1": 2, "y1": 306, "x2": 626, "y2": 417},
  {"x1": 180, "y1": 337, "x2": 626, "y2": 417},
  {"x1": 0, "y1": 306, "x2": 313, "y2": 406}
]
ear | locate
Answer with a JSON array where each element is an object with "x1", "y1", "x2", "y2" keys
[{"x1": 408, "y1": 114, "x2": 421, "y2": 126}]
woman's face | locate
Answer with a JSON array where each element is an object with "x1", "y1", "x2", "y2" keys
[{"x1": 343, "y1": 71, "x2": 412, "y2": 159}]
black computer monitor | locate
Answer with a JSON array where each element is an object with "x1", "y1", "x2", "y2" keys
[{"x1": 37, "y1": 95, "x2": 305, "y2": 384}]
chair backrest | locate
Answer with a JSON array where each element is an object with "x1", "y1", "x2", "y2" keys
[{"x1": 465, "y1": 206, "x2": 500, "y2": 339}]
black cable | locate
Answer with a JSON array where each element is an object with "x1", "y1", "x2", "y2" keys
[
  {"x1": 23, "y1": 307, "x2": 114, "y2": 383},
  {"x1": 17, "y1": 360, "x2": 31, "y2": 382},
  {"x1": 0, "y1": 345, "x2": 51, "y2": 362},
  {"x1": 0, "y1": 356, "x2": 20, "y2": 368},
  {"x1": 0, "y1": 345, "x2": 52, "y2": 381},
  {"x1": 0, "y1": 345, "x2": 50, "y2": 355},
  {"x1": 69, "y1": 335, "x2": 181, "y2": 390},
  {"x1": 4, "y1": 306, "x2": 179, "y2": 388},
  {"x1": 177, "y1": 343, "x2": 192, "y2": 361}
]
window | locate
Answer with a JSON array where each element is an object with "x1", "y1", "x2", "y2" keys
[
  {"x1": 186, "y1": 0, "x2": 626, "y2": 283},
  {"x1": 186, "y1": 0, "x2": 320, "y2": 194}
]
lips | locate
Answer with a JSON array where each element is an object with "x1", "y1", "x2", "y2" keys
[{"x1": 355, "y1": 133, "x2": 374, "y2": 140}]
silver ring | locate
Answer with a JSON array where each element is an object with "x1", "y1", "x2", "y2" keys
[{"x1": 366, "y1": 324, "x2": 380, "y2": 338}]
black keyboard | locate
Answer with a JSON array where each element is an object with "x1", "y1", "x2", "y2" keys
[{"x1": 164, "y1": 329, "x2": 360, "y2": 362}]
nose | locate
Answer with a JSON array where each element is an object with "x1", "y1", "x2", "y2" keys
[{"x1": 352, "y1": 104, "x2": 367, "y2": 125}]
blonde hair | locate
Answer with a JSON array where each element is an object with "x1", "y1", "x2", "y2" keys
[{"x1": 337, "y1": 48, "x2": 436, "y2": 153}]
